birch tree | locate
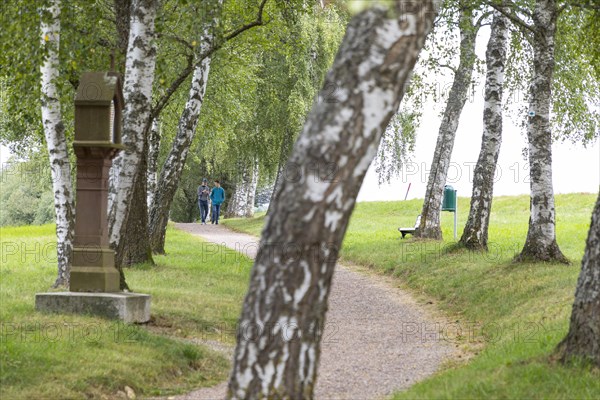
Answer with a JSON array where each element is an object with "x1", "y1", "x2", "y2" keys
[
  {"x1": 459, "y1": 8, "x2": 509, "y2": 250},
  {"x1": 122, "y1": 135, "x2": 153, "y2": 266},
  {"x1": 148, "y1": 0, "x2": 271, "y2": 253},
  {"x1": 227, "y1": 1, "x2": 436, "y2": 397},
  {"x1": 481, "y1": 0, "x2": 599, "y2": 261},
  {"x1": 147, "y1": 118, "x2": 160, "y2": 207},
  {"x1": 258, "y1": 11, "x2": 344, "y2": 215},
  {"x1": 515, "y1": 0, "x2": 568, "y2": 262},
  {"x1": 557, "y1": 190, "x2": 600, "y2": 367},
  {"x1": 226, "y1": 158, "x2": 260, "y2": 218},
  {"x1": 227, "y1": 161, "x2": 252, "y2": 218},
  {"x1": 40, "y1": 0, "x2": 75, "y2": 287},
  {"x1": 148, "y1": 0, "x2": 223, "y2": 254},
  {"x1": 417, "y1": 3, "x2": 483, "y2": 239},
  {"x1": 246, "y1": 158, "x2": 259, "y2": 217},
  {"x1": 108, "y1": 0, "x2": 158, "y2": 284},
  {"x1": 489, "y1": 0, "x2": 568, "y2": 262}
]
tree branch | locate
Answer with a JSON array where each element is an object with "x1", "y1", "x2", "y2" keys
[
  {"x1": 475, "y1": 10, "x2": 493, "y2": 28},
  {"x1": 437, "y1": 63, "x2": 458, "y2": 74},
  {"x1": 157, "y1": 32, "x2": 195, "y2": 51},
  {"x1": 151, "y1": 53, "x2": 194, "y2": 119},
  {"x1": 485, "y1": 0, "x2": 536, "y2": 36},
  {"x1": 222, "y1": 0, "x2": 268, "y2": 42},
  {"x1": 150, "y1": 0, "x2": 269, "y2": 119}
]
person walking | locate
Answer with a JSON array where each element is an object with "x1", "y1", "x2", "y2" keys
[
  {"x1": 197, "y1": 178, "x2": 210, "y2": 225},
  {"x1": 210, "y1": 180, "x2": 225, "y2": 224}
]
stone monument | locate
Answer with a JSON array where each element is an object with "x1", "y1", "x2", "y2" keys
[{"x1": 36, "y1": 71, "x2": 151, "y2": 323}]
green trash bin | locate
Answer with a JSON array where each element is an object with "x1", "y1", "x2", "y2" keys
[{"x1": 442, "y1": 185, "x2": 456, "y2": 211}]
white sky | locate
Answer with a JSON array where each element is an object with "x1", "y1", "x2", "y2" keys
[
  {"x1": 357, "y1": 95, "x2": 600, "y2": 202},
  {"x1": 0, "y1": 145, "x2": 11, "y2": 165},
  {"x1": 358, "y1": 23, "x2": 600, "y2": 202}
]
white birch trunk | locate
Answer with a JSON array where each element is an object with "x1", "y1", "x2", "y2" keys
[
  {"x1": 245, "y1": 158, "x2": 259, "y2": 217},
  {"x1": 558, "y1": 190, "x2": 600, "y2": 366},
  {"x1": 227, "y1": 161, "x2": 251, "y2": 218},
  {"x1": 147, "y1": 117, "x2": 160, "y2": 208},
  {"x1": 460, "y1": 10, "x2": 508, "y2": 250},
  {"x1": 516, "y1": 0, "x2": 567, "y2": 263},
  {"x1": 417, "y1": 7, "x2": 479, "y2": 240},
  {"x1": 227, "y1": 2, "x2": 435, "y2": 397},
  {"x1": 40, "y1": 0, "x2": 75, "y2": 288},
  {"x1": 108, "y1": 0, "x2": 158, "y2": 275},
  {"x1": 148, "y1": 2, "x2": 221, "y2": 253},
  {"x1": 267, "y1": 127, "x2": 294, "y2": 215},
  {"x1": 148, "y1": 61, "x2": 211, "y2": 252}
]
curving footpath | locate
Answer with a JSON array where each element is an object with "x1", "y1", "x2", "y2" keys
[{"x1": 166, "y1": 223, "x2": 455, "y2": 400}]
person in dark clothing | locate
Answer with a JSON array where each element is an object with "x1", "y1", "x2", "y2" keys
[
  {"x1": 210, "y1": 180, "x2": 225, "y2": 224},
  {"x1": 197, "y1": 178, "x2": 210, "y2": 225}
]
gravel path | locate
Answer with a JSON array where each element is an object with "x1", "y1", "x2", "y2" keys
[{"x1": 164, "y1": 223, "x2": 454, "y2": 400}]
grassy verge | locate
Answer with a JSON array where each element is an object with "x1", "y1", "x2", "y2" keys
[
  {"x1": 224, "y1": 193, "x2": 600, "y2": 399},
  {"x1": 0, "y1": 224, "x2": 252, "y2": 399}
]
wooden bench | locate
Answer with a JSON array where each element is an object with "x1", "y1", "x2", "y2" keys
[{"x1": 398, "y1": 215, "x2": 421, "y2": 239}]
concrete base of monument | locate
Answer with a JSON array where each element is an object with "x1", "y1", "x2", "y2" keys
[{"x1": 35, "y1": 292, "x2": 151, "y2": 323}]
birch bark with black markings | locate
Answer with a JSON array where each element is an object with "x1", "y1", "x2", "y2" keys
[
  {"x1": 40, "y1": 0, "x2": 75, "y2": 287},
  {"x1": 148, "y1": 0, "x2": 222, "y2": 254},
  {"x1": 460, "y1": 9, "x2": 508, "y2": 250},
  {"x1": 227, "y1": 2, "x2": 436, "y2": 397},
  {"x1": 557, "y1": 190, "x2": 600, "y2": 366},
  {"x1": 417, "y1": 5, "x2": 480, "y2": 240}
]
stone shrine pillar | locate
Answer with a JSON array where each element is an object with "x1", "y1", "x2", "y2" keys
[
  {"x1": 70, "y1": 71, "x2": 124, "y2": 292},
  {"x1": 36, "y1": 72, "x2": 150, "y2": 323}
]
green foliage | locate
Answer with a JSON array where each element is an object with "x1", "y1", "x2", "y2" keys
[
  {"x1": 553, "y1": 5, "x2": 600, "y2": 144},
  {"x1": 374, "y1": 111, "x2": 418, "y2": 184},
  {"x1": 491, "y1": 1, "x2": 600, "y2": 144},
  {"x1": 193, "y1": 3, "x2": 346, "y2": 179},
  {"x1": 0, "y1": 155, "x2": 54, "y2": 227},
  {"x1": 0, "y1": 1, "x2": 46, "y2": 153},
  {"x1": 0, "y1": 1, "x2": 116, "y2": 155},
  {"x1": 374, "y1": 0, "x2": 487, "y2": 184},
  {"x1": 0, "y1": 1, "x2": 340, "y2": 226},
  {"x1": 224, "y1": 193, "x2": 600, "y2": 398},
  {"x1": 169, "y1": 3, "x2": 346, "y2": 215}
]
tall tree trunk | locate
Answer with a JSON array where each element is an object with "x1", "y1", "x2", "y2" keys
[
  {"x1": 122, "y1": 134, "x2": 154, "y2": 266},
  {"x1": 245, "y1": 158, "x2": 259, "y2": 217},
  {"x1": 515, "y1": 0, "x2": 568, "y2": 263},
  {"x1": 227, "y1": 161, "x2": 251, "y2": 218},
  {"x1": 147, "y1": 117, "x2": 160, "y2": 208},
  {"x1": 183, "y1": 186, "x2": 198, "y2": 222},
  {"x1": 148, "y1": 61, "x2": 212, "y2": 253},
  {"x1": 40, "y1": 0, "x2": 75, "y2": 288},
  {"x1": 267, "y1": 126, "x2": 294, "y2": 215},
  {"x1": 416, "y1": 7, "x2": 479, "y2": 240},
  {"x1": 107, "y1": 0, "x2": 132, "y2": 213},
  {"x1": 148, "y1": 0, "x2": 222, "y2": 254},
  {"x1": 114, "y1": 0, "x2": 132, "y2": 66},
  {"x1": 108, "y1": 0, "x2": 158, "y2": 289},
  {"x1": 557, "y1": 190, "x2": 600, "y2": 367},
  {"x1": 459, "y1": 10, "x2": 508, "y2": 250},
  {"x1": 227, "y1": 3, "x2": 435, "y2": 397}
]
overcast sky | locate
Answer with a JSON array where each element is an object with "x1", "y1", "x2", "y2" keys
[
  {"x1": 357, "y1": 92, "x2": 600, "y2": 202},
  {"x1": 358, "y1": 23, "x2": 599, "y2": 202}
]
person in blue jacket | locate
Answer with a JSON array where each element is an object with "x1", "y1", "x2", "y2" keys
[{"x1": 210, "y1": 180, "x2": 225, "y2": 224}]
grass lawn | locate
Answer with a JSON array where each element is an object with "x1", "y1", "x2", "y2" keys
[
  {"x1": 0, "y1": 224, "x2": 252, "y2": 399},
  {"x1": 224, "y1": 193, "x2": 600, "y2": 399}
]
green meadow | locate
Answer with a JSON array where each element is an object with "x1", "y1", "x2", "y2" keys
[{"x1": 225, "y1": 193, "x2": 600, "y2": 399}]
